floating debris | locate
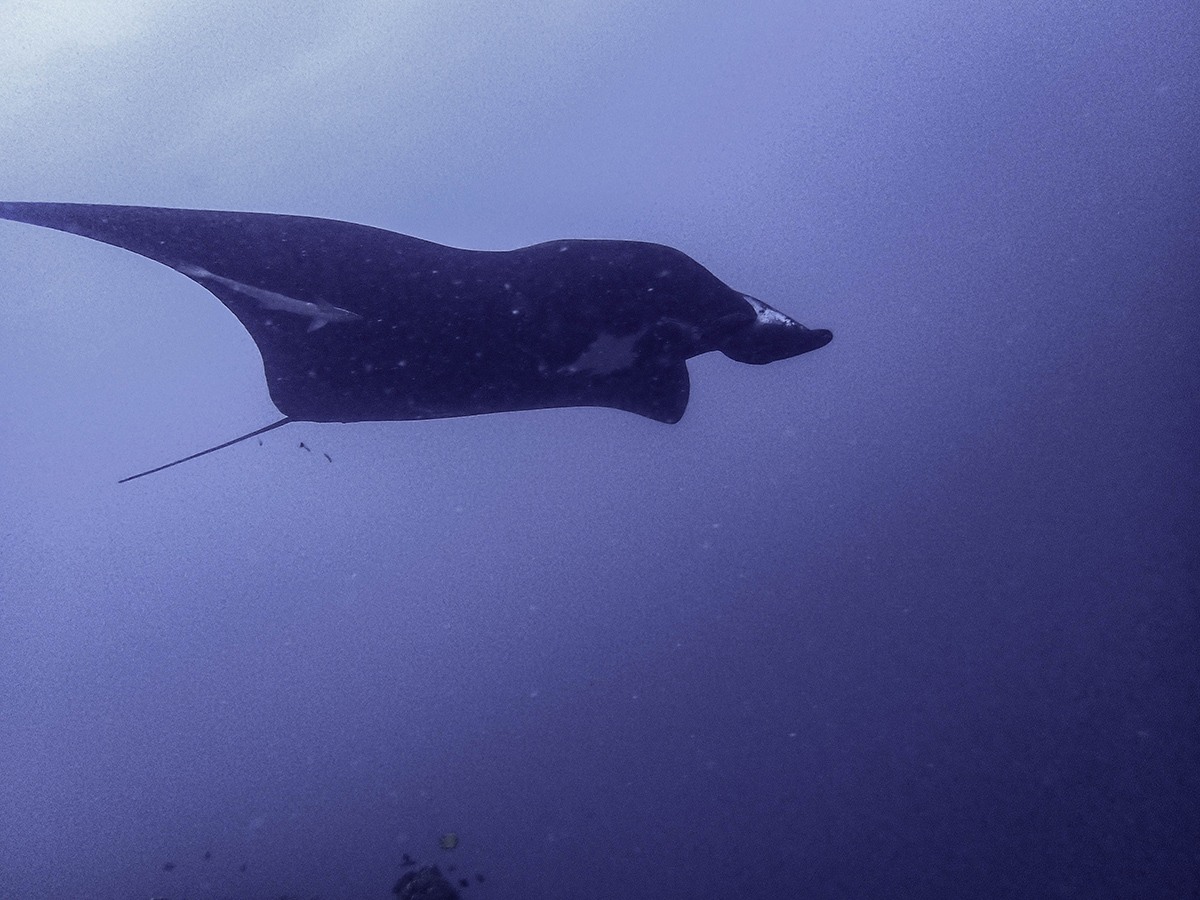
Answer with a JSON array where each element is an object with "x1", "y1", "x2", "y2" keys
[{"x1": 393, "y1": 865, "x2": 460, "y2": 900}]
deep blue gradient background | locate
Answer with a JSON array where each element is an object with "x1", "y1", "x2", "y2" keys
[{"x1": 1, "y1": 2, "x2": 1196, "y2": 898}]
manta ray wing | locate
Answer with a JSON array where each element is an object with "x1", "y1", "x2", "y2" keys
[{"x1": 0, "y1": 201, "x2": 832, "y2": 477}]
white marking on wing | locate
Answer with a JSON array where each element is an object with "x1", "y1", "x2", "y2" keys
[{"x1": 177, "y1": 265, "x2": 361, "y2": 326}]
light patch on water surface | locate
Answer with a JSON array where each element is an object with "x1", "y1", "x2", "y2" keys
[{"x1": 0, "y1": 0, "x2": 163, "y2": 111}]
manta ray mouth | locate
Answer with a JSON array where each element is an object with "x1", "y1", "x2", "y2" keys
[{"x1": 718, "y1": 295, "x2": 833, "y2": 365}]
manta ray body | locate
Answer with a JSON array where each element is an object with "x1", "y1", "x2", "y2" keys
[{"x1": 0, "y1": 202, "x2": 832, "y2": 480}]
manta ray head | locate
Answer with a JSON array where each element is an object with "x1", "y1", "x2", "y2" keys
[{"x1": 717, "y1": 294, "x2": 833, "y2": 365}]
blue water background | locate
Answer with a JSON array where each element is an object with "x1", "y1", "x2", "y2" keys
[{"x1": 0, "y1": 2, "x2": 1196, "y2": 897}]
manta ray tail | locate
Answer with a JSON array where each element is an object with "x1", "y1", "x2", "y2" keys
[{"x1": 119, "y1": 417, "x2": 292, "y2": 484}]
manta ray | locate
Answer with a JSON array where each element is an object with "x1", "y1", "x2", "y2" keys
[{"x1": 0, "y1": 202, "x2": 832, "y2": 481}]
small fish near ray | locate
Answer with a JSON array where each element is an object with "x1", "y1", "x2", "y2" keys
[{"x1": 0, "y1": 202, "x2": 832, "y2": 481}]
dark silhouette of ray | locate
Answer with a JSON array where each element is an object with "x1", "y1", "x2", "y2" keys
[{"x1": 0, "y1": 202, "x2": 832, "y2": 482}]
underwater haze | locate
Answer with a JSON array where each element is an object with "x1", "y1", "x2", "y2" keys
[{"x1": 0, "y1": 1, "x2": 1196, "y2": 898}]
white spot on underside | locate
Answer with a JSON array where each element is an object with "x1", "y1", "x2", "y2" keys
[{"x1": 559, "y1": 330, "x2": 644, "y2": 376}]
